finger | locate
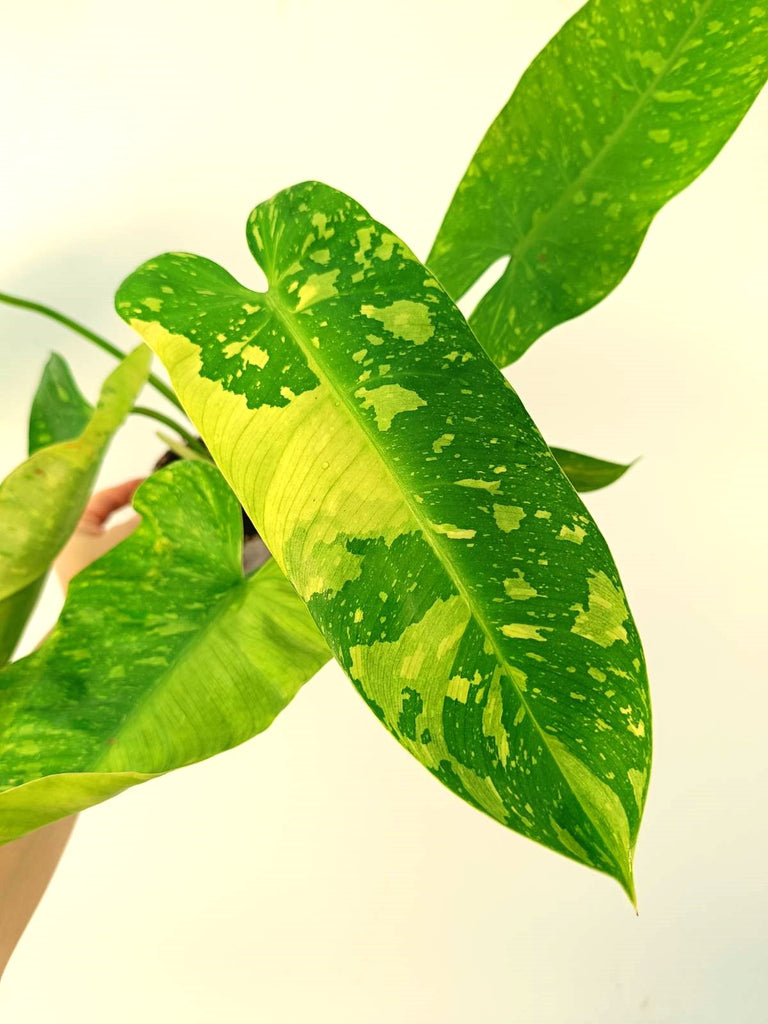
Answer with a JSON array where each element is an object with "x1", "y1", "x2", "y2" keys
[{"x1": 79, "y1": 478, "x2": 145, "y2": 533}]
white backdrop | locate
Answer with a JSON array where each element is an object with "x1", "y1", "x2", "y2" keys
[{"x1": 1, "y1": 1, "x2": 766, "y2": 1021}]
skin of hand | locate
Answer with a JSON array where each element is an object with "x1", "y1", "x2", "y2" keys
[
  {"x1": 54, "y1": 478, "x2": 144, "y2": 589},
  {"x1": 0, "y1": 479, "x2": 143, "y2": 979}
]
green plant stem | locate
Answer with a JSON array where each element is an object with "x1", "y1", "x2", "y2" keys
[
  {"x1": 0, "y1": 291, "x2": 184, "y2": 412},
  {"x1": 131, "y1": 406, "x2": 206, "y2": 455}
]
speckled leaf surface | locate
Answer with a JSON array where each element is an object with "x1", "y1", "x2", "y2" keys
[
  {"x1": 28, "y1": 352, "x2": 93, "y2": 456},
  {"x1": 0, "y1": 460, "x2": 329, "y2": 844},
  {"x1": 0, "y1": 348, "x2": 148, "y2": 667},
  {"x1": 551, "y1": 448, "x2": 634, "y2": 493},
  {"x1": 117, "y1": 182, "x2": 651, "y2": 896},
  {"x1": 428, "y1": 0, "x2": 768, "y2": 364}
]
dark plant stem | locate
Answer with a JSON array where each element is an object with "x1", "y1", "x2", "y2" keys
[
  {"x1": 131, "y1": 406, "x2": 206, "y2": 455},
  {"x1": 0, "y1": 291, "x2": 184, "y2": 412}
]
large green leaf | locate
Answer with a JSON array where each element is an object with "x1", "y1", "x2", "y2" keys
[
  {"x1": 551, "y1": 448, "x2": 634, "y2": 493},
  {"x1": 0, "y1": 459, "x2": 329, "y2": 845},
  {"x1": 117, "y1": 181, "x2": 652, "y2": 897},
  {"x1": 28, "y1": 352, "x2": 93, "y2": 456},
  {"x1": 428, "y1": 0, "x2": 768, "y2": 364},
  {"x1": 0, "y1": 348, "x2": 149, "y2": 667}
]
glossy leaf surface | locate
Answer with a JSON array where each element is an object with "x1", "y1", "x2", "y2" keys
[
  {"x1": 28, "y1": 353, "x2": 93, "y2": 456},
  {"x1": 0, "y1": 348, "x2": 149, "y2": 667},
  {"x1": 428, "y1": 0, "x2": 768, "y2": 364},
  {"x1": 551, "y1": 448, "x2": 634, "y2": 493},
  {"x1": 118, "y1": 181, "x2": 652, "y2": 895},
  {"x1": 0, "y1": 460, "x2": 329, "y2": 844}
]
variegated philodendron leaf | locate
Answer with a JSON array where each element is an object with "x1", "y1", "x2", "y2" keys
[
  {"x1": 0, "y1": 347, "x2": 149, "y2": 667},
  {"x1": 28, "y1": 352, "x2": 93, "y2": 456},
  {"x1": 117, "y1": 181, "x2": 651, "y2": 898},
  {"x1": 0, "y1": 460, "x2": 329, "y2": 845},
  {"x1": 428, "y1": 0, "x2": 768, "y2": 365},
  {"x1": 551, "y1": 448, "x2": 634, "y2": 493}
]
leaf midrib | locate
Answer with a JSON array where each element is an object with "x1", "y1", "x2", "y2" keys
[
  {"x1": 88, "y1": 571, "x2": 248, "y2": 774},
  {"x1": 263, "y1": 288, "x2": 628, "y2": 881}
]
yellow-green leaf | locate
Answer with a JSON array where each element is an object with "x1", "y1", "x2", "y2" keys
[
  {"x1": 117, "y1": 181, "x2": 652, "y2": 898},
  {"x1": 0, "y1": 347, "x2": 149, "y2": 666},
  {"x1": 0, "y1": 460, "x2": 329, "y2": 844}
]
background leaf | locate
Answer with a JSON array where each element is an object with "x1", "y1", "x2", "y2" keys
[
  {"x1": 0, "y1": 348, "x2": 149, "y2": 667},
  {"x1": 428, "y1": 0, "x2": 768, "y2": 365},
  {"x1": 118, "y1": 181, "x2": 652, "y2": 897},
  {"x1": 0, "y1": 580, "x2": 45, "y2": 670},
  {"x1": 28, "y1": 352, "x2": 93, "y2": 456},
  {"x1": 551, "y1": 448, "x2": 634, "y2": 493},
  {"x1": 0, "y1": 354, "x2": 95, "y2": 663},
  {"x1": 0, "y1": 459, "x2": 329, "y2": 845}
]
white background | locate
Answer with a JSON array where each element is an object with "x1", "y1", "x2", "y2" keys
[{"x1": 1, "y1": 1, "x2": 766, "y2": 1021}]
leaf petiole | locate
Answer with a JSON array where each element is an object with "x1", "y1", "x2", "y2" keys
[{"x1": 0, "y1": 291, "x2": 184, "y2": 412}]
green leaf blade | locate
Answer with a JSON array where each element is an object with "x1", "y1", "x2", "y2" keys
[
  {"x1": 0, "y1": 579, "x2": 45, "y2": 668},
  {"x1": 28, "y1": 352, "x2": 93, "y2": 456},
  {"x1": 0, "y1": 347, "x2": 149, "y2": 667},
  {"x1": 428, "y1": 0, "x2": 768, "y2": 364},
  {"x1": 0, "y1": 346, "x2": 150, "y2": 606},
  {"x1": 551, "y1": 447, "x2": 634, "y2": 493},
  {"x1": 0, "y1": 460, "x2": 329, "y2": 844},
  {"x1": 0, "y1": 353, "x2": 96, "y2": 664},
  {"x1": 118, "y1": 182, "x2": 652, "y2": 895}
]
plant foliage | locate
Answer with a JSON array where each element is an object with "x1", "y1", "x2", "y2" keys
[
  {"x1": 429, "y1": 0, "x2": 768, "y2": 364},
  {"x1": 550, "y1": 449, "x2": 634, "y2": 493},
  {"x1": 117, "y1": 181, "x2": 652, "y2": 895},
  {"x1": 0, "y1": 460, "x2": 328, "y2": 844},
  {"x1": 0, "y1": 0, "x2": 764, "y2": 900},
  {"x1": 0, "y1": 348, "x2": 149, "y2": 666},
  {"x1": 28, "y1": 353, "x2": 94, "y2": 457}
]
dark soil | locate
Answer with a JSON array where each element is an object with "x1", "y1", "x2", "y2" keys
[{"x1": 154, "y1": 441, "x2": 259, "y2": 539}]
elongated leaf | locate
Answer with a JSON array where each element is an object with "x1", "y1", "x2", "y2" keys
[
  {"x1": 117, "y1": 181, "x2": 652, "y2": 897},
  {"x1": 428, "y1": 0, "x2": 768, "y2": 364},
  {"x1": 28, "y1": 353, "x2": 93, "y2": 456},
  {"x1": 0, "y1": 460, "x2": 329, "y2": 845},
  {"x1": 0, "y1": 348, "x2": 149, "y2": 667},
  {"x1": 551, "y1": 448, "x2": 634, "y2": 493},
  {"x1": 1, "y1": 354, "x2": 97, "y2": 663}
]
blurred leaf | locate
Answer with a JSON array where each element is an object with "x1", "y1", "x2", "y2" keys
[
  {"x1": 118, "y1": 181, "x2": 652, "y2": 899},
  {"x1": 552, "y1": 447, "x2": 634, "y2": 492},
  {"x1": 0, "y1": 580, "x2": 45, "y2": 668},
  {"x1": 1, "y1": 354, "x2": 95, "y2": 662},
  {"x1": 28, "y1": 352, "x2": 93, "y2": 456},
  {"x1": 0, "y1": 460, "x2": 329, "y2": 845},
  {"x1": 0, "y1": 348, "x2": 149, "y2": 667},
  {"x1": 428, "y1": 0, "x2": 768, "y2": 364}
]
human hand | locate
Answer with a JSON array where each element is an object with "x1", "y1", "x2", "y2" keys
[{"x1": 54, "y1": 478, "x2": 144, "y2": 591}]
